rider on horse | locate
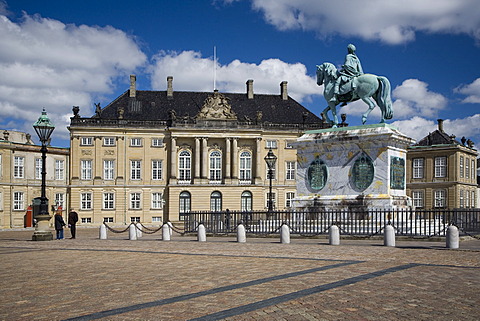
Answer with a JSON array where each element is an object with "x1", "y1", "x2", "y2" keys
[{"x1": 330, "y1": 44, "x2": 364, "y2": 105}]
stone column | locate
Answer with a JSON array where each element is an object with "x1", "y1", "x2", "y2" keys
[
  {"x1": 225, "y1": 138, "x2": 231, "y2": 179},
  {"x1": 232, "y1": 138, "x2": 238, "y2": 179},
  {"x1": 195, "y1": 137, "x2": 201, "y2": 179},
  {"x1": 170, "y1": 136, "x2": 177, "y2": 180},
  {"x1": 255, "y1": 137, "x2": 262, "y2": 183},
  {"x1": 202, "y1": 137, "x2": 208, "y2": 179}
]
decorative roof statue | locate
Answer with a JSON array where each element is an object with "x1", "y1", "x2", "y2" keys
[
  {"x1": 196, "y1": 90, "x2": 237, "y2": 120},
  {"x1": 316, "y1": 44, "x2": 393, "y2": 127}
]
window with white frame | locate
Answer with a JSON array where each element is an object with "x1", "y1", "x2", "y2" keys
[
  {"x1": 151, "y1": 192, "x2": 163, "y2": 209},
  {"x1": 465, "y1": 190, "x2": 470, "y2": 208},
  {"x1": 472, "y1": 191, "x2": 476, "y2": 208},
  {"x1": 286, "y1": 192, "x2": 295, "y2": 208},
  {"x1": 241, "y1": 191, "x2": 252, "y2": 211},
  {"x1": 103, "y1": 217, "x2": 114, "y2": 223},
  {"x1": 152, "y1": 160, "x2": 162, "y2": 180},
  {"x1": 152, "y1": 216, "x2": 162, "y2": 222},
  {"x1": 266, "y1": 164, "x2": 276, "y2": 180},
  {"x1": 210, "y1": 191, "x2": 222, "y2": 212},
  {"x1": 434, "y1": 156, "x2": 447, "y2": 178},
  {"x1": 178, "y1": 150, "x2": 191, "y2": 181},
  {"x1": 239, "y1": 151, "x2": 252, "y2": 180},
  {"x1": 81, "y1": 193, "x2": 92, "y2": 210},
  {"x1": 472, "y1": 160, "x2": 475, "y2": 182},
  {"x1": 55, "y1": 193, "x2": 64, "y2": 210},
  {"x1": 130, "y1": 160, "x2": 141, "y2": 180},
  {"x1": 412, "y1": 190, "x2": 424, "y2": 208},
  {"x1": 412, "y1": 158, "x2": 424, "y2": 179},
  {"x1": 14, "y1": 156, "x2": 24, "y2": 178},
  {"x1": 80, "y1": 137, "x2": 93, "y2": 146},
  {"x1": 130, "y1": 193, "x2": 141, "y2": 209},
  {"x1": 266, "y1": 140, "x2": 277, "y2": 149},
  {"x1": 209, "y1": 151, "x2": 222, "y2": 181},
  {"x1": 13, "y1": 192, "x2": 24, "y2": 210},
  {"x1": 460, "y1": 156, "x2": 464, "y2": 178},
  {"x1": 434, "y1": 190, "x2": 446, "y2": 208},
  {"x1": 179, "y1": 191, "x2": 191, "y2": 214},
  {"x1": 35, "y1": 158, "x2": 42, "y2": 179},
  {"x1": 103, "y1": 192, "x2": 115, "y2": 209},
  {"x1": 103, "y1": 160, "x2": 114, "y2": 180},
  {"x1": 460, "y1": 190, "x2": 464, "y2": 208},
  {"x1": 152, "y1": 138, "x2": 163, "y2": 147},
  {"x1": 103, "y1": 137, "x2": 115, "y2": 146},
  {"x1": 81, "y1": 217, "x2": 92, "y2": 223},
  {"x1": 130, "y1": 217, "x2": 140, "y2": 223},
  {"x1": 130, "y1": 138, "x2": 142, "y2": 147},
  {"x1": 285, "y1": 140, "x2": 295, "y2": 149},
  {"x1": 286, "y1": 161, "x2": 296, "y2": 180},
  {"x1": 466, "y1": 158, "x2": 470, "y2": 179},
  {"x1": 266, "y1": 192, "x2": 276, "y2": 209},
  {"x1": 55, "y1": 160, "x2": 64, "y2": 180},
  {"x1": 81, "y1": 160, "x2": 92, "y2": 180}
]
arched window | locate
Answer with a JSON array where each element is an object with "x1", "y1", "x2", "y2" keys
[
  {"x1": 241, "y1": 191, "x2": 252, "y2": 212},
  {"x1": 210, "y1": 191, "x2": 222, "y2": 212},
  {"x1": 239, "y1": 151, "x2": 252, "y2": 180},
  {"x1": 179, "y1": 191, "x2": 191, "y2": 216},
  {"x1": 178, "y1": 150, "x2": 191, "y2": 181},
  {"x1": 209, "y1": 151, "x2": 222, "y2": 181}
]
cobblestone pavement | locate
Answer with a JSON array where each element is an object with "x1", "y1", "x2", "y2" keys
[{"x1": 0, "y1": 228, "x2": 479, "y2": 321}]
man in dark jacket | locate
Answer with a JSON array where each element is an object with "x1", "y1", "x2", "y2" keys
[{"x1": 68, "y1": 209, "x2": 79, "y2": 239}]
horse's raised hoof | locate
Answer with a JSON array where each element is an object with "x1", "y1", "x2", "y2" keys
[{"x1": 362, "y1": 116, "x2": 367, "y2": 124}]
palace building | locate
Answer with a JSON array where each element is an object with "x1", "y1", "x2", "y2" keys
[{"x1": 67, "y1": 76, "x2": 327, "y2": 224}]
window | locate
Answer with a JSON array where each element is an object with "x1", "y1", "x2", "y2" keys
[
  {"x1": 81, "y1": 217, "x2": 92, "y2": 223},
  {"x1": 55, "y1": 193, "x2": 64, "y2": 210},
  {"x1": 286, "y1": 162, "x2": 296, "y2": 180},
  {"x1": 472, "y1": 160, "x2": 475, "y2": 182},
  {"x1": 13, "y1": 192, "x2": 24, "y2": 210},
  {"x1": 460, "y1": 156, "x2": 464, "y2": 178},
  {"x1": 209, "y1": 151, "x2": 222, "y2": 181},
  {"x1": 151, "y1": 192, "x2": 163, "y2": 209},
  {"x1": 285, "y1": 140, "x2": 295, "y2": 149},
  {"x1": 81, "y1": 160, "x2": 92, "y2": 180},
  {"x1": 434, "y1": 157, "x2": 447, "y2": 178},
  {"x1": 55, "y1": 160, "x2": 64, "y2": 180},
  {"x1": 210, "y1": 191, "x2": 222, "y2": 212},
  {"x1": 104, "y1": 160, "x2": 114, "y2": 180},
  {"x1": 266, "y1": 140, "x2": 277, "y2": 149},
  {"x1": 465, "y1": 190, "x2": 470, "y2": 208},
  {"x1": 152, "y1": 160, "x2": 163, "y2": 180},
  {"x1": 152, "y1": 216, "x2": 162, "y2": 222},
  {"x1": 130, "y1": 138, "x2": 142, "y2": 147},
  {"x1": 266, "y1": 164, "x2": 276, "y2": 180},
  {"x1": 460, "y1": 190, "x2": 464, "y2": 208},
  {"x1": 35, "y1": 158, "x2": 42, "y2": 179},
  {"x1": 130, "y1": 193, "x2": 141, "y2": 209},
  {"x1": 130, "y1": 160, "x2": 141, "y2": 180},
  {"x1": 103, "y1": 137, "x2": 115, "y2": 146},
  {"x1": 412, "y1": 158, "x2": 424, "y2": 179},
  {"x1": 179, "y1": 191, "x2": 191, "y2": 218},
  {"x1": 239, "y1": 151, "x2": 252, "y2": 181},
  {"x1": 241, "y1": 191, "x2": 252, "y2": 212},
  {"x1": 103, "y1": 217, "x2": 114, "y2": 223},
  {"x1": 434, "y1": 190, "x2": 446, "y2": 208},
  {"x1": 472, "y1": 191, "x2": 476, "y2": 208},
  {"x1": 266, "y1": 192, "x2": 276, "y2": 209},
  {"x1": 103, "y1": 192, "x2": 115, "y2": 209},
  {"x1": 81, "y1": 193, "x2": 92, "y2": 210},
  {"x1": 178, "y1": 150, "x2": 191, "y2": 181},
  {"x1": 152, "y1": 138, "x2": 163, "y2": 147},
  {"x1": 130, "y1": 217, "x2": 140, "y2": 223},
  {"x1": 80, "y1": 137, "x2": 93, "y2": 146},
  {"x1": 412, "y1": 190, "x2": 424, "y2": 208},
  {"x1": 286, "y1": 192, "x2": 295, "y2": 208},
  {"x1": 14, "y1": 156, "x2": 24, "y2": 178},
  {"x1": 466, "y1": 158, "x2": 470, "y2": 179}
]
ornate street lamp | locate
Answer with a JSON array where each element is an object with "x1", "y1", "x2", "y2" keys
[
  {"x1": 32, "y1": 109, "x2": 55, "y2": 241},
  {"x1": 264, "y1": 149, "x2": 277, "y2": 213}
]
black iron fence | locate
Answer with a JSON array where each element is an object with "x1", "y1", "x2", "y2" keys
[{"x1": 183, "y1": 208, "x2": 480, "y2": 238}]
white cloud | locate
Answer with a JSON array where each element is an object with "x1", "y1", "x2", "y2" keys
[
  {"x1": 149, "y1": 50, "x2": 320, "y2": 102},
  {"x1": 0, "y1": 13, "x2": 146, "y2": 142},
  {"x1": 234, "y1": 0, "x2": 480, "y2": 44},
  {"x1": 455, "y1": 78, "x2": 480, "y2": 103}
]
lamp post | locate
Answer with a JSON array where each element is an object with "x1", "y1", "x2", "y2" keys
[
  {"x1": 264, "y1": 149, "x2": 277, "y2": 215},
  {"x1": 32, "y1": 109, "x2": 55, "y2": 241}
]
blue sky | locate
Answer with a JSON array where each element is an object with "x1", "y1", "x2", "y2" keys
[{"x1": 1, "y1": 0, "x2": 479, "y2": 148}]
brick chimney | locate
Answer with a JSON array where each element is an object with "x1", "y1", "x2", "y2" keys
[
  {"x1": 246, "y1": 79, "x2": 254, "y2": 99},
  {"x1": 437, "y1": 119, "x2": 444, "y2": 132},
  {"x1": 129, "y1": 75, "x2": 136, "y2": 98},
  {"x1": 280, "y1": 81, "x2": 288, "y2": 100},
  {"x1": 167, "y1": 76, "x2": 173, "y2": 99}
]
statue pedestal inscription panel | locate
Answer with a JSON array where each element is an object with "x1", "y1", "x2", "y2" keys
[{"x1": 293, "y1": 124, "x2": 415, "y2": 210}]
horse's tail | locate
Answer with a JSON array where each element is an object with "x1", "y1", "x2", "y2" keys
[{"x1": 376, "y1": 76, "x2": 393, "y2": 120}]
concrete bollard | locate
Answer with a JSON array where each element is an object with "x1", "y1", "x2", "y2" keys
[
  {"x1": 384, "y1": 224, "x2": 395, "y2": 247},
  {"x1": 136, "y1": 223, "x2": 143, "y2": 238},
  {"x1": 162, "y1": 223, "x2": 171, "y2": 241},
  {"x1": 328, "y1": 225, "x2": 340, "y2": 245},
  {"x1": 280, "y1": 224, "x2": 290, "y2": 244},
  {"x1": 237, "y1": 224, "x2": 247, "y2": 243},
  {"x1": 446, "y1": 225, "x2": 459, "y2": 249},
  {"x1": 99, "y1": 224, "x2": 107, "y2": 240},
  {"x1": 129, "y1": 223, "x2": 137, "y2": 240},
  {"x1": 197, "y1": 224, "x2": 207, "y2": 242}
]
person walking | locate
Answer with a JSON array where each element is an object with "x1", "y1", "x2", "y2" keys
[
  {"x1": 54, "y1": 211, "x2": 66, "y2": 240},
  {"x1": 68, "y1": 208, "x2": 79, "y2": 239}
]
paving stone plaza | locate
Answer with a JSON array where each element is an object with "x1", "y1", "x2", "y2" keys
[{"x1": 0, "y1": 228, "x2": 479, "y2": 320}]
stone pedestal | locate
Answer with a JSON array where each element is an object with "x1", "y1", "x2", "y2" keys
[
  {"x1": 32, "y1": 215, "x2": 53, "y2": 241},
  {"x1": 293, "y1": 124, "x2": 415, "y2": 211}
]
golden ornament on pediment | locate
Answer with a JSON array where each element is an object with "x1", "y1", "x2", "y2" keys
[{"x1": 196, "y1": 90, "x2": 237, "y2": 120}]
